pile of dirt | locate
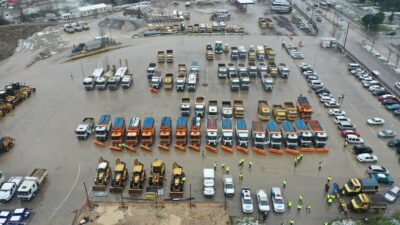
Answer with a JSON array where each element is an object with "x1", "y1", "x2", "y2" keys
[
  {"x1": 0, "y1": 23, "x2": 51, "y2": 61},
  {"x1": 75, "y1": 201, "x2": 230, "y2": 225}
]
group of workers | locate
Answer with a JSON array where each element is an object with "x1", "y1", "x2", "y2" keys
[
  {"x1": 213, "y1": 159, "x2": 253, "y2": 181},
  {"x1": 293, "y1": 153, "x2": 304, "y2": 167}
]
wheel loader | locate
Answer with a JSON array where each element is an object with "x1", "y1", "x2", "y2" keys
[
  {"x1": 92, "y1": 157, "x2": 112, "y2": 190},
  {"x1": 0, "y1": 99, "x2": 14, "y2": 113},
  {"x1": 0, "y1": 137, "x2": 14, "y2": 153},
  {"x1": 170, "y1": 162, "x2": 186, "y2": 198},
  {"x1": 110, "y1": 158, "x2": 128, "y2": 192},
  {"x1": 129, "y1": 159, "x2": 146, "y2": 193},
  {"x1": 148, "y1": 159, "x2": 165, "y2": 187}
]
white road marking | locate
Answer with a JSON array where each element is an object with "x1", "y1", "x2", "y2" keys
[{"x1": 48, "y1": 163, "x2": 81, "y2": 221}]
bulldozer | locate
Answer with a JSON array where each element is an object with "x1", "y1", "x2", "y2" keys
[
  {"x1": 170, "y1": 162, "x2": 186, "y2": 198},
  {"x1": 92, "y1": 157, "x2": 112, "y2": 190},
  {"x1": 0, "y1": 137, "x2": 14, "y2": 153},
  {"x1": 148, "y1": 159, "x2": 165, "y2": 187},
  {"x1": 129, "y1": 159, "x2": 146, "y2": 193},
  {"x1": 110, "y1": 158, "x2": 128, "y2": 192}
]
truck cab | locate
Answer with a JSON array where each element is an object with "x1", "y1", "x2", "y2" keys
[
  {"x1": 121, "y1": 75, "x2": 133, "y2": 88},
  {"x1": 96, "y1": 77, "x2": 108, "y2": 90},
  {"x1": 207, "y1": 117, "x2": 218, "y2": 146},
  {"x1": 75, "y1": 117, "x2": 95, "y2": 140},
  {"x1": 343, "y1": 178, "x2": 379, "y2": 195},
  {"x1": 236, "y1": 119, "x2": 249, "y2": 147},
  {"x1": 151, "y1": 72, "x2": 163, "y2": 89},
  {"x1": 187, "y1": 73, "x2": 197, "y2": 91},
  {"x1": 146, "y1": 63, "x2": 157, "y2": 79},
  {"x1": 83, "y1": 77, "x2": 95, "y2": 90},
  {"x1": 95, "y1": 114, "x2": 112, "y2": 141}
]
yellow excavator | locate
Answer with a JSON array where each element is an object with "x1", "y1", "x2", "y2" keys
[
  {"x1": 129, "y1": 159, "x2": 146, "y2": 193},
  {"x1": 110, "y1": 158, "x2": 128, "y2": 192},
  {"x1": 92, "y1": 157, "x2": 112, "y2": 190},
  {"x1": 170, "y1": 162, "x2": 186, "y2": 197}
]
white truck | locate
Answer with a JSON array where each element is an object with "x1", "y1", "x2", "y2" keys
[
  {"x1": 146, "y1": 63, "x2": 157, "y2": 79},
  {"x1": 0, "y1": 176, "x2": 23, "y2": 202},
  {"x1": 258, "y1": 62, "x2": 268, "y2": 77},
  {"x1": 262, "y1": 74, "x2": 274, "y2": 92},
  {"x1": 83, "y1": 68, "x2": 104, "y2": 90},
  {"x1": 236, "y1": 119, "x2": 249, "y2": 147},
  {"x1": 151, "y1": 71, "x2": 163, "y2": 89},
  {"x1": 181, "y1": 98, "x2": 191, "y2": 116},
  {"x1": 108, "y1": 66, "x2": 128, "y2": 90},
  {"x1": 278, "y1": 63, "x2": 290, "y2": 79},
  {"x1": 248, "y1": 62, "x2": 258, "y2": 78},
  {"x1": 218, "y1": 63, "x2": 228, "y2": 78},
  {"x1": 17, "y1": 168, "x2": 48, "y2": 201},
  {"x1": 223, "y1": 175, "x2": 235, "y2": 197},
  {"x1": 222, "y1": 101, "x2": 233, "y2": 118},
  {"x1": 96, "y1": 67, "x2": 113, "y2": 90},
  {"x1": 187, "y1": 73, "x2": 197, "y2": 91},
  {"x1": 176, "y1": 64, "x2": 187, "y2": 92},
  {"x1": 121, "y1": 74, "x2": 133, "y2": 88},
  {"x1": 238, "y1": 63, "x2": 250, "y2": 90},
  {"x1": 203, "y1": 168, "x2": 215, "y2": 198},
  {"x1": 195, "y1": 96, "x2": 205, "y2": 118},
  {"x1": 75, "y1": 117, "x2": 95, "y2": 140}
]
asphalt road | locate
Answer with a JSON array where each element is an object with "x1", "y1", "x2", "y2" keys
[{"x1": 0, "y1": 3, "x2": 399, "y2": 225}]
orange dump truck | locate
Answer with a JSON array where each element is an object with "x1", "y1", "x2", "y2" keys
[
  {"x1": 175, "y1": 116, "x2": 188, "y2": 146},
  {"x1": 126, "y1": 117, "x2": 141, "y2": 150},
  {"x1": 159, "y1": 117, "x2": 172, "y2": 148},
  {"x1": 189, "y1": 117, "x2": 202, "y2": 149},
  {"x1": 297, "y1": 95, "x2": 313, "y2": 122},
  {"x1": 111, "y1": 117, "x2": 126, "y2": 147},
  {"x1": 140, "y1": 117, "x2": 155, "y2": 151}
]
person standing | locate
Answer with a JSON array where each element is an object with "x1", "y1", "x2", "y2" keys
[
  {"x1": 318, "y1": 162, "x2": 323, "y2": 171},
  {"x1": 283, "y1": 179, "x2": 287, "y2": 188}
]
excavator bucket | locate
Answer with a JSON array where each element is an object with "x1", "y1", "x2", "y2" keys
[
  {"x1": 174, "y1": 144, "x2": 186, "y2": 151},
  {"x1": 189, "y1": 144, "x2": 200, "y2": 151},
  {"x1": 158, "y1": 144, "x2": 170, "y2": 151},
  {"x1": 221, "y1": 145, "x2": 233, "y2": 153},
  {"x1": 286, "y1": 148, "x2": 300, "y2": 155},
  {"x1": 253, "y1": 147, "x2": 266, "y2": 155},
  {"x1": 94, "y1": 140, "x2": 106, "y2": 147},
  {"x1": 140, "y1": 144, "x2": 151, "y2": 151},
  {"x1": 315, "y1": 148, "x2": 330, "y2": 152},
  {"x1": 205, "y1": 145, "x2": 217, "y2": 153},
  {"x1": 237, "y1": 146, "x2": 249, "y2": 154},
  {"x1": 125, "y1": 145, "x2": 136, "y2": 152},
  {"x1": 301, "y1": 147, "x2": 315, "y2": 152},
  {"x1": 269, "y1": 148, "x2": 284, "y2": 154},
  {"x1": 110, "y1": 145, "x2": 122, "y2": 151}
]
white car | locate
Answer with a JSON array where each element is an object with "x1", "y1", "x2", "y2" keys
[
  {"x1": 0, "y1": 177, "x2": 22, "y2": 203},
  {"x1": 319, "y1": 92, "x2": 332, "y2": 98},
  {"x1": 320, "y1": 96, "x2": 334, "y2": 103},
  {"x1": 271, "y1": 187, "x2": 285, "y2": 213},
  {"x1": 223, "y1": 175, "x2": 235, "y2": 197},
  {"x1": 241, "y1": 188, "x2": 254, "y2": 213},
  {"x1": 367, "y1": 165, "x2": 390, "y2": 174},
  {"x1": 328, "y1": 109, "x2": 346, "y2": 116},
  {"x1": 346, "y1": 134, "x2": 364, "y2": 144},
  {"x1": 369, "y1": 85, "x2": 382, "y2": 91},
  {"x1": 356, "y1": 153, "x2": 378, "y2": 163},
  {"x1": 367, "y1": 117, "x2": 385, "y2": 125},
  {"x1": 385, "y1": 186, "x2": 400, "y2": 203},
  {"x1": 334, "y1": 115, "x2": 351, "y2": 124},
  {"x1": 395, "y1": 82, "x2": 400, "y2": 90},
  {"x1": 256, "y1": 190, "x2": 270, "y2": 213}
]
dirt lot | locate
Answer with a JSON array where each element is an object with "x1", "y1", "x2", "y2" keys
[{"x1": 75, "y1": 201, "x2": 229, "y2": 225}]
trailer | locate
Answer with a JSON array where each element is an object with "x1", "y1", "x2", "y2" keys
[
  {"x1": 294, "y1": 119, "x2": 313, "y2": 147},
  {"x1": 267, "y1": 121, "x2": 282, "y2": 149},
  {"x1": 309, "y1": 120, "x2": 328, "y2": 148},
  {"x1": 281, "y1": 121, "x2": 298, "y2": 149}
]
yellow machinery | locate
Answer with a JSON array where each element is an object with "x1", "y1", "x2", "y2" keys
[
  {"x1": 0, "y1": 137, "x2": 14, "y2": 153},
  {"x1": 149, "y1": 159, "x2": 165, "y2": 187},
  {"x1": 170, "y1": 162, "x2": 186, "y2": 197},
  {"x1": 92, "y1": 157, "x2": 112, "y2": 190},
  {"x1": 129, "y1": 159, "x2": 146, "y2": 193},
  {"x1": 110, "y1": 158, "x2": 128, "y2": 192}
]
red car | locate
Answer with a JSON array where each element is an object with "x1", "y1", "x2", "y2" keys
[
  {"x1": 341, "y1": 130, "x2": 361, "y2": 137},
  {"x1": 378, "y1": 95, "x2": 397, "y2": 101}
]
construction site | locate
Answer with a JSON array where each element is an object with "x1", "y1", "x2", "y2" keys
[{"x1": 0, "y1": 0, "x2": 399, "y2": 225}]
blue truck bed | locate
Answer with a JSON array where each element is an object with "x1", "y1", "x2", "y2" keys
[
  {"x1": 177, "y1": 116, "x2": 187, "y2": 127},
  {"x1": 222, "y1": 118, "x2": 233, "y2": 129},
  {"x1": 144, "y1": 117, "x2": 154, "y2": 127},
  {"x1": 282, "y1": 121, "x2": 295, "y2": 132},
  {"x1": 114, "y1": 117, "x2": 125, "y2": 127},
  {"x1": 267, "y1": 121, "x2": 279, "y2": 132},
  {"x1": 295, "y1": 119, "x2": 308, "y2": 131},
  {"x1": 236, "y1": 119, "x2": 247, "y2": 130},
  {"x1": 161, "y1": 117, "x2": 172, "y2": 127},
  {"x1": 99, "y1": 114, "x2": 111, "y2": 124}
]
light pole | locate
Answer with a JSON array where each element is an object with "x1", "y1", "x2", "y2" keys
[
  {"x1": 343, "y1": 22, "x2": 350, "y2": 51},
  {"x1": 387, "y1": 48, "x2": 392, "y2": 64}
]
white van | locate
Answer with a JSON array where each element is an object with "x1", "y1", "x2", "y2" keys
[{"x1": 346, "y1": 134, "x2": 364, "y2": 144}]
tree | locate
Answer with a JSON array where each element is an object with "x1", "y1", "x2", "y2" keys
[
  {"x1": 372, "y1": 12, "x2": 385, "y2": 24},
  {"x1": 362, "y1": 14, "x2": 375, "y2": 28},
  {"x1": 362, "y1": 12, "x2": 385, "y2": 29},
  {"x1": 388, "y1": 12, "x2": 394, "y2": 23}
]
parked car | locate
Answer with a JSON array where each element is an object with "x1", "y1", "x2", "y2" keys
[
  {"x1": 353, "y1": 144, "x2": 373, "y2": 155},
  {"x1": 369, "y1": 85, "x2": 383, "y2": 91},
  {"x1": 271, "y1": 187, "x2": 285, "y2": 213},
  {"x1": 378, "y1": 94, "x2": 396, "y2": 101},
  {"x1": 388, "y1": 139, "x2": 400, "y2": 148},
  {"x1": 337, "y1": 121, "x2": 356, "y2": 131},
  {"x1": 369, "y1": 173, "x2": 394, "y2": 185},
  {"x1": 334, "y1": 116, "x2": 351, "y2": 124},
  {"x1": 315, "y1": 87, "x2": 331, "y2": 95},
  {"x1": 381, "y1": 99, "x2": 400, "y2": 105},
  {"x1": 346, "y1": 134, "x2": 364, "y2": 144},
  {"x1": 341, "y1": 130, "x2": 361, "y2": 137},
  {"x1": 356, "y1": 153, "x2": 378, "y2": 163},
  {"x1": 378, "y1": 130, "x2": 397, "y2": 138},
  {"x1": 223, "y1": 175, "x2": 235, "y2": 197},
  {"x1": 386, "y1": 31, "x2": 397, "y2": 36},
  {"x1": 393, "y1": 109, "x2": 400, "y2": 116},
  {"x1": 367, "y1": 165, "x2": 390, "y2": 175},
  {"x1": 256, "y1": 190, "x2": 270, "y2": 213},
  {"x1": 373, "y1": 90, "x2": 390, "y2": 96},
  {"x1": 241, "y1": 188, "x2": 254, "y2": 213},
  {"x1": 384, "y1": 186, "x2": 400, "y2": 203},
  {"x1": 366, "y1": 117, "x2": 385, "y2": 125},
  {"x1": 324, "y1": 100, "x2": 340, "y2": 108},
  {"x1": 320, "y1": 96, "x2": 334, "y2": 103},
  {"x1": 395, "y1": 82, "x2": 400, "y2": 90},
  {"x1": 386, "y1": 104, "x2": 400, "y2": 111},
  {"x1": 300, "y1": 63, "x2": 311, "y2": 72},
  {"x1": 329, "y1": 109, "x2": 346, "y2": 116}
]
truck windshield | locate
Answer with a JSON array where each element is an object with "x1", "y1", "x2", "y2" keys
[
  {"x1": 238, "y1": 136, "x2": 248, "y2": 141},
  {"x1": 207, "y1": 136, "x2": 217, "y2": 140},
  {"x1": 111, "y1": 136, "x2": 120, "y2": 140},
  {"x1": 255, "y1": 137, "x2": 265, "y2": 142},
  {"x1": 75, "y1": 131, "x2": 86, "y2": 135},
  {"x1": 126, "y1": 136, "x2": 137, "y2": 140},
  {"x1": 288, "y1": 139, "x2": 297, "y2": 144},
  {"x1": 142, "y1": 136, "x2": 151, "y2": 140},
  {"x1": 302, "y1": 136, "x2": 312, "y2": 141},
  {"x1": 347, "y1": 181, "x2": 355, "y2": 189},
  {"x1": 96, "y1": 131, "x2": 106, "y2": 135},
  {"x1": 83, "y1": 81, "x2": 93, "y2": 85},
  {"x1": 271, "y1": 137, "x2": 282, "y2": 142},
  {"x1": 355, "y1": 196, "x2": 364, "y2": 205}
]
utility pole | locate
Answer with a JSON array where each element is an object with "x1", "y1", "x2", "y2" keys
[
  {"x1": 370, "y1": 39, "x2": 375, "y2": 53},
  {"x1": 83, "y1": 182, "x2": 92, "y2": 208},
  {"x1": 202, "y1": 57, "x2": 208, "y2": 87},
  {"x1": 343, "y1": 22, "x2": 350, "y2": 51},
  {"x1": 396, "y1": 54, "x2": 400, "y2": 68},
  {"x1": 387, "y1": 48, "x2": 392, "y2": 64}
]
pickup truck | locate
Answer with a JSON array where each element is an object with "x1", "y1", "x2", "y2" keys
[
  {"x1": 278, "y1": 63, "x2": 289, "y2": 78},
  {"x1": 218, "y1": 63, "x2": 228, "y2": 78},
  {"x1": 147, "y1": 63, "x2": 157, "y2": 79},
  {"x1": 17, "y1": 168, "x2": 48, "y2": 201},
  {"x1": 157, "y1": 51, "x2": 165, "y2": 63},
  {"x1": 75, "y1": 117, "x2": 95, "y2": 140},
  {"x1": 248, "y1": 62, "x2": 258, "y2": 78}
]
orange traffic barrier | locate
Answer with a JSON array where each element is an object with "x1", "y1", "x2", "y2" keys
[
  {"x1": 221, "y1": 145, "x2": 233, "y2": 153},
  {"x1": 125, "y1": 145, "x2": 136, "y2": 152},
  {"x1": 286, "y1": 148, "x2": 300, "y2": 155},
  {"x1": 140, "y1": 144, "x2": 151, "y2": 151},
  {"x1": 269, "y1": 148, "x2": 284, "y2": 155},
  {"x1": 301, "y1": 147, "x2": 315, "y2": 152},
  {"x1": 315, "y1": 148, "x2": 330, "y2": 152},
  {"x1": 110, "y1": 145, "x2": 122, "y2": 151},
  {"x1": 94, "y1": 140, "x2": 106, "y2": 147},
  {"x1": 237, "y1": 146, "x2": 249, "y2": 154},
  {"x1": 253, "y1": 147, "x2": 266, "y2": 155},
  {"x1": 158, "y1": 144, "x2": 169, "y2": 151},
  {"x1": 150, "y1": 88, "x2": 159, "y2": 94},
  {"x1": 175, "y1": 144, "x2": 186, "y2": 151},
  {"x1": 189, "y1": 144, "x2": 200, "y2": 151},
  {"x1": 205, "y1": 145, "x2": 217, "y2": 153}
]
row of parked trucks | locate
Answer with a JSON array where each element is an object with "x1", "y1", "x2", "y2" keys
[
  {"x1": 146, "y1": 61, "x2": 199, "y2": 91},
  {"x1": 229, "y1": 44, "x2": 276, "y2": 61},
  {"x1": 83, "y1": 62, "x2": 133, "y2": 90},
  {"x1": 92, "y1": 158, "x2": 186, "y2": 197}
]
